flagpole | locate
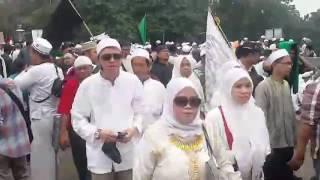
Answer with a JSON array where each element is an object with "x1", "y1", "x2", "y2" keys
[
  {"x1": 208, "y1": 2, "x2": 231, "y2": 48},
  {"x1": 67, "y1": 0, "x2": 94, "y2": 38}
]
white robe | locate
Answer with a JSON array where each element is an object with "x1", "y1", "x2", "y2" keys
[
  {"x1": 142, "y1": 78, "x2": 166, "y2": 131},
  {"x1": 134, "y1": 120, "x2": 209, "y2": 180},
  {"x1": 14, "y1": 63, "x2": 64, "y2": 180},
  {"x1": 206, "y1": 68, "x2": 270, "y2": 180}
]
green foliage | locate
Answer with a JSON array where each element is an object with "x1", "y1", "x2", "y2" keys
[{"x1": 0, "y1": 0, "x2": 319, "y2": 53}]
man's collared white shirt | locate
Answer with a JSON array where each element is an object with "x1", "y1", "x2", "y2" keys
[{"x1": 71, "y1": 71, "x2": 144, "y2": 174}]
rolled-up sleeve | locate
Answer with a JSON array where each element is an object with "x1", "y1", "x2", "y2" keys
[{"x1": 300, "y1": 83, "x2": 320, "y2": 126}]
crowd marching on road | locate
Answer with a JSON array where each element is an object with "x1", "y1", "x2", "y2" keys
[{"x1": 0, "y1": 33, "x2": 320, "y2": 180}]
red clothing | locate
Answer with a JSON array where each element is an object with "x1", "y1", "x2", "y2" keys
[{"x1": 57, "y1": 78, "x2": 80, "y2": 129}]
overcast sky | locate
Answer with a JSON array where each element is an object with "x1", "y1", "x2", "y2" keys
[{"x1": 293, "y1": 0, "x2": 320, "y2": 16}]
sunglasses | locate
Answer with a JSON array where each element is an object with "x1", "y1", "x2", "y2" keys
[
  {"x1": 174, "y1": 96, "x2": 201, "y2": 108},
  {"x1": 101, "y1": 53, "x2": 122, "y2": 61}
]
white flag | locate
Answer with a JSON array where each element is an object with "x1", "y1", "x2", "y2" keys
[{"x1": 205, "y1": 9, "x2": 237, "y2": 109}]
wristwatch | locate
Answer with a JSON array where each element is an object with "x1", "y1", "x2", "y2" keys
[{"x1": 94, "y1": 129, "x2": 102, "y2": 140}]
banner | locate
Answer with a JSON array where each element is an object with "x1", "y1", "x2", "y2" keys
[
  {"x1": 32, "y1": 29, "x2": 43, "y2": 41},
  {"x1": 205, "y1": 9, "x2": 237, "y2": 109}
]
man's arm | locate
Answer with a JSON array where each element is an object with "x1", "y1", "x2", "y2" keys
[
  {"x1": 289, "y1": 83, "x2": 320, "y2": 170},
  {"x1": 254, "y1": 82, "x2": 268, "y2": 115},
  {"x1": 14, "y1": 67, "x2": 36, "y2": 90}
]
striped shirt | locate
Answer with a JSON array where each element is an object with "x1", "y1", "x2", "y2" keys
[
  {"x1": 301, "y1": 82, "x2": 320, "y2": 158},
  {"x1": 0, "y1": 83, "x2": 30, "y2": 158}
]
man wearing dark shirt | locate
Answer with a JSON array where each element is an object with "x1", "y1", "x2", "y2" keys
[
  {"x1": 151, "y1": 45, "x2": 173, "y2": 87},
  {"x1": 236, "y1": 43, "x2": 264, "y2": 96},
  {"x1": 0, "y1": 44, "x2": 13, "y2": 77}
]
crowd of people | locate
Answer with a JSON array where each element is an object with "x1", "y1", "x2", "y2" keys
[{"x1": 0, "y1": 34, "x2": 319, "y2": 180}]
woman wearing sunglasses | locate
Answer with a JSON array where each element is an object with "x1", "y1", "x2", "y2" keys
[
  {"x1": 205, "y1": 67, "x2": 270, "y2": 180},
  {"x1": 133, "y1": 77, "x2": 236, "y2": 180}
]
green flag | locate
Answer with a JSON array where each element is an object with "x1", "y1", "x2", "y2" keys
[
  {"x1": 138, "y1": 15, "x2": 147, "y2": 45},
  {"x1": 279, "y1": 41, "x2": 299, "y2": 94}
]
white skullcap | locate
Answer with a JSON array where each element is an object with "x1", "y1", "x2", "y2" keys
[
  {"x1": 131, "y1": 48, "x2": 150, "y2": 62},
  {"x1": 74, "y1": 56, "x2": 93, "y2": 68},
  {"x1": 261, "y1": 35, "x2": 266, "y2": 39},
  {"x1": 156, "y1": 40, "x2": 161, "y2": 44},
  {"x1": 289, "y1": 39, "x2": 294, "y2": 43},
  {"x1": 267, "y1": 49, "x2": 289, "y2": 64},
  {"x1": 75, "y1": 44, "x2": 82, "y2": 49},
  {"x1": 264, "y1": 39, "x2": 269, "y2": 42},
  {"x1": 269, "y1": 44, "x2": 277, "y2": 50},
  {"x1": 200, "y1": 49, "x2": 206, "y2": 56},
  {"x1": 243, "y1": 37, "x2": 248, "y2": 41},
  {"x1": 279, "y1": 38, "x2": 285, "y2": 41},
  {"x1": 81, "y1": 41, "x2": 97, "y2": 52},
  {"x1": 144, "y1": 44, "x2": 152, "y2": 49},
  {"x1": 182, "y1": 45, "x2": 192, "y2": 53},
  {"x1": 192, "y1": 42, "x2": 197, "y2": 46},
  {"x1": 96, "y1": 38, "x2": 121, "y2": 55},
  {"x1": 32, "y1": 38, "x2": 52, "y2": 55},
  {"x1": 64, "y1": 53, "x2": 74, "y2": 59},
  {"x1": 272, "y1": 37, "x2": 277, "y2": 41},
  {"x1": 165, "y1": 41, "x2": 170, "y2": 45}
]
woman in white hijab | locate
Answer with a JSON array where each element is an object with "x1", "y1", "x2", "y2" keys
[
  {"x1": 133, "y1": 78, "x2": 238, "y2": 180},
  {"x1": 210, "y1": 60, "x2": 241, "y2": 109},
  {"x1": 172, "y1": 55, "x2": 204, "y2": 101},
  {"x1": 205, "y1": 67, "x2": 270, "y2": 180}
]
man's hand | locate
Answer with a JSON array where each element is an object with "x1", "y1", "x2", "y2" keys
[
  {"x1": 59, "y1": 129, "x2": 70, "y2": 150},
  {"x1": 118, "y1": 128, "x2": 138, "y2": 144},
  {"x1": 100, "y1": 129, "x2": 118, "y2": 143},
  {"x1": 1, "y1": 79, "x2": 16, "y2": 89},
  {"x1": 288, "y1": 151, "x2": 304, "y2": 171}
]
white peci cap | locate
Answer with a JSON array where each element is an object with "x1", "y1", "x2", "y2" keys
[
  {"x1": 32, "y1": 38, "x2": 52, "y2": 55},
  {"x1": 74, "y1": 56, "x2": 93, "y2": 68},
  {"x1": 267, "y1": 49, "x2": 289, "y2": 64},
  {"x1": 131, "y1": 48, "x2": 150, "y2": 62},
  {"x1": 96, "y1": 38, "x2": 121, "y2": 55}
]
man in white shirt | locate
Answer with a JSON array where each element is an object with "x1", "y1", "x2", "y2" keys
[
  {"x1": 71, "y1": 38, "x2": 144, "y2": 180},
  {"x1": 13, "y1": 38, "x2": 64, "y2": 180},
  {"x1": 130, "y1": 48, "x2": 166, "y2": 131}
]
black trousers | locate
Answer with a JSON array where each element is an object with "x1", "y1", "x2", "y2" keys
[
  {"x1": 263, "y1": 147, "x2": 294, "y2": 180},
  {"x1": 69, "y1": 128, "x2": 91, "y2": 180}
]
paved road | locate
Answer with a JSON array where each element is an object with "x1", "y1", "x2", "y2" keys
[{"x1": 57, "y1": 147, "x2": 316, "y2": 180}]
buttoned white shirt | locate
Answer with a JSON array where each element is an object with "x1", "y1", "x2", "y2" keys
[{"x1": 71, "y1": 71, "x2": 144, "y2": 174}]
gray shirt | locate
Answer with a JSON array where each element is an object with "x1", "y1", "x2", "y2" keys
[{"x1": 255, "y1": 77, "x2": 296, "y2": 148}]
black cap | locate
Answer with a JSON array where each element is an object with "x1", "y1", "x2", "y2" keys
[{"x1": 156, "y1": 45, "x2": 168, "y2": 53}]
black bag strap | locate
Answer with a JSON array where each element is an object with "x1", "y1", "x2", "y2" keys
[
  {"x1": 32, "y1": 95, "x2": 51, "y2": 103},
  {"x1": 54, "y1": 64, "x2": 60, "y2": 79},
  {"x1": 0, "y1": 86, "x2": 29, "y2": 123},
  {"x1": 202, "y1": 123, "x2": 213, "y2": 157}
]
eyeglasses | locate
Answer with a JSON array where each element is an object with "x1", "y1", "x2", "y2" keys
[
  {"x1": 278, "y1": 62, "x2": 292, "y2": 66},
  {"x1": 174, "y1": 96, "x2": 201, "y2": 108},
  {"x1": 100, "y1": 53, "x2": 122, "y2": 61}
]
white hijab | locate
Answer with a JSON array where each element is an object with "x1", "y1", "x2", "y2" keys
[
  {"x1": 172, "y1": 55, "x2": 204, "y2": 100},
  {"x1": 219, "y1": 67, "x2": 270, "y2": 179},
  {"x1": 162, "y1": 77, "x2": 202, "y2": 138},
  {"x1": 210, "y1": 60, "x2": 241, "y2": 108}
]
